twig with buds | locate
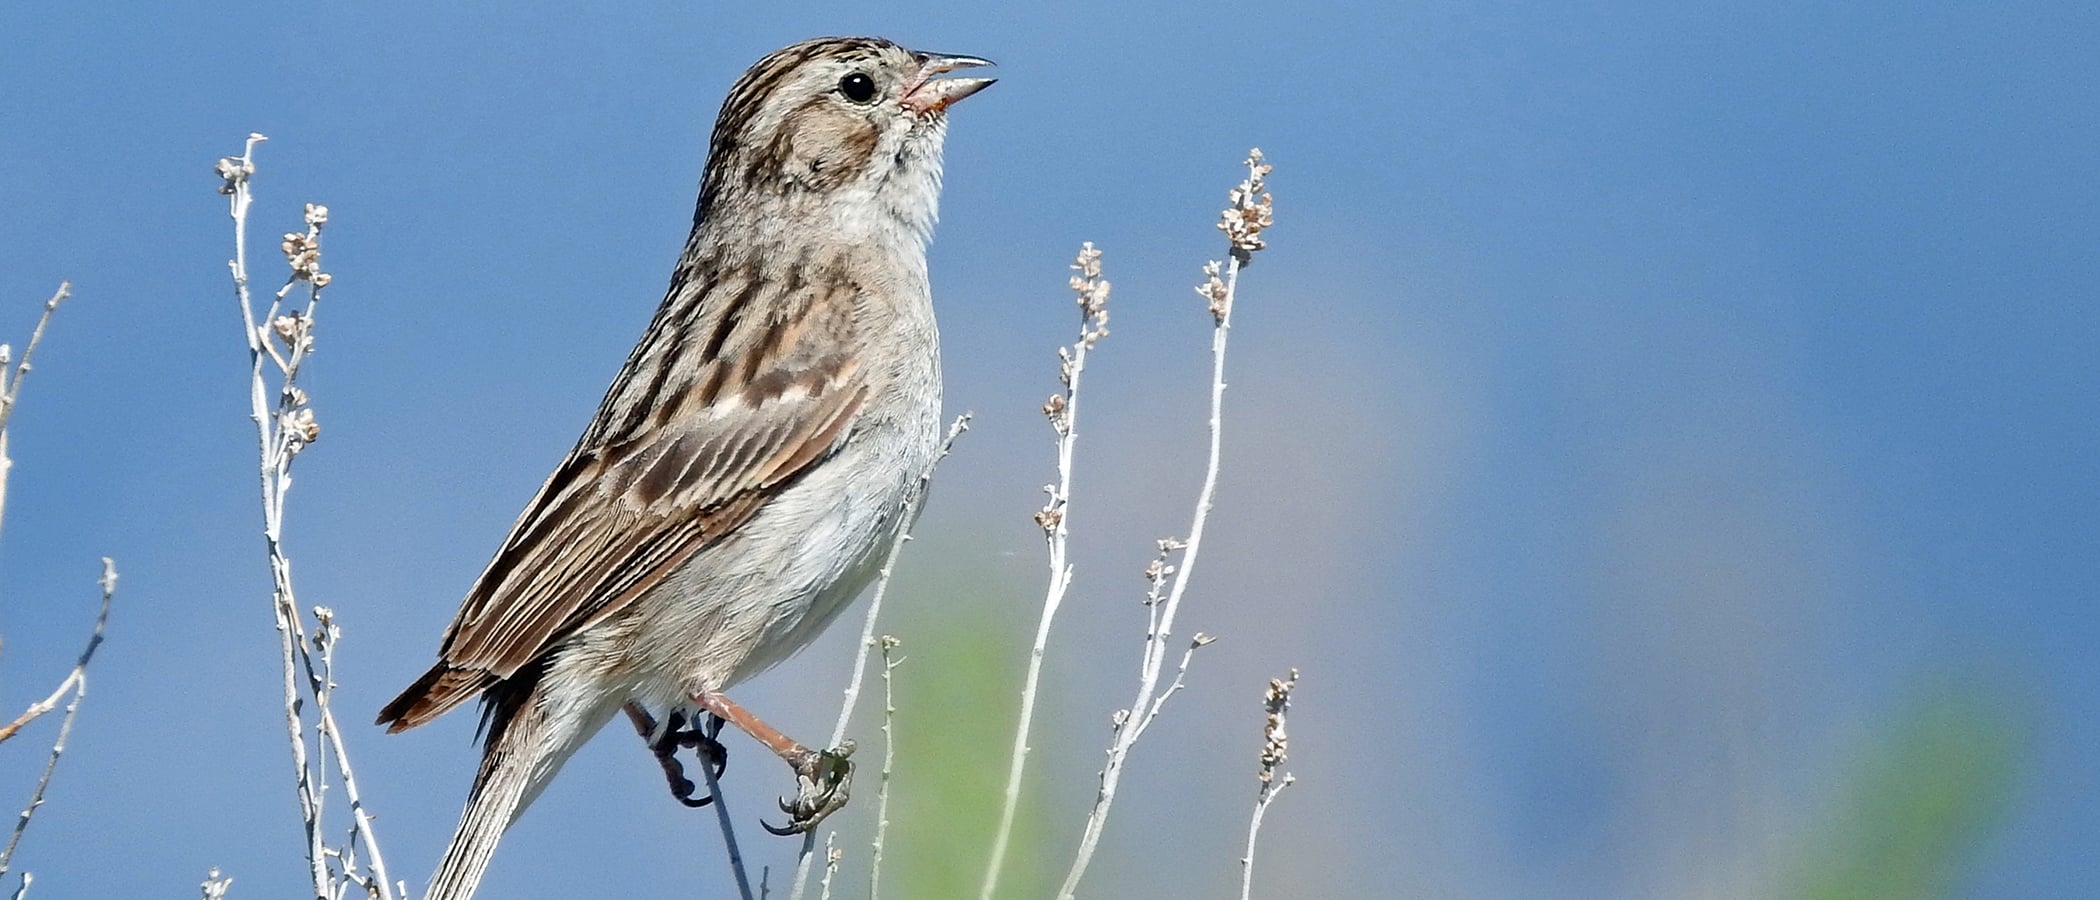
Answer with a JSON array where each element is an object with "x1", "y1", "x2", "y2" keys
[
  {"x1": 1241, "y1": 669, "x2": 1298, "y2": 900},
  {"x1": 217, "y1": 133, "x2": 397, "y2": 900},
  {"x1": 980, "y1": 243, "x2": 1112, "y2": 900},
  {"x1": 1057, "y1": 150, "x2": 1273, "y2": 899}
]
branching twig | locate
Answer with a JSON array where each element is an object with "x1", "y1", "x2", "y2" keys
[
  {"x1": 0, "y1": 560, "x2": 116, "y2": 883},
  {"x1": 1240, "y1": 670, "x2": 1298, "y2": 900},
  {"x1": 1056, "y1": 150, "x2": 1273, "y2": 899},
  {"x1": 980, "y1": 244, "x2": 1112, "y2": 900},
  {"x1": 0, "y1": 289, "x2": 93, "y2": 899},
  {"x1": 787, "y1": 415, "x2": 969, "y2": 900},
  {"x1": 308, "y1": 608, "x2": 398, "y2": 900},
  {"x1": 218, "y1": 133, "x2": 395, "y2": 900}
]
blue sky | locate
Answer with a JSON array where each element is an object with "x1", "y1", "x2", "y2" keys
[{"x1": 0, "y1": 2, "x2": 2093, "y2": 897}]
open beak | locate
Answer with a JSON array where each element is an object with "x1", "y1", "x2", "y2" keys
[{"x1": 900, "y1": 52, "x2": 996, "y2": 115}]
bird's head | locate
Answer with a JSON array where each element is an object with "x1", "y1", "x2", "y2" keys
[{"x1": 697, "y1": 37, "x2": 995, "y2": 240}]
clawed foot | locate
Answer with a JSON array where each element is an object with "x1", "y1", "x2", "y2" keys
[
  {"x1": 684, "y1": 689, "x2": 859, "y2": 835},
  {"x1": 627, "y1": 705, "x2": 729, "y2": 808},
  {"x1": 761, "y1": 741, "x2": 855, "y2": 836}
]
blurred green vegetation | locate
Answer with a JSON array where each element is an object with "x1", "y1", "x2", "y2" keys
[
  {"x1": 875, "y1": 555, "x2": 1059, "y2": 899},
  {"x1": 1786, "y1": 682, "x2": 2030, "y2": 900}
]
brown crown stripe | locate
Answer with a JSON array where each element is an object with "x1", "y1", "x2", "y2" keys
[{"x1": 699, "y1": 37, "x2": 902, "y2": 219}]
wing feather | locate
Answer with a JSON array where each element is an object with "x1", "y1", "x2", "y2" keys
[{"x1": 428, "y1": 259, "x2": 866, "y2": 686}]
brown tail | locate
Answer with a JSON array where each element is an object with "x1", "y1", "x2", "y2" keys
[
  {"x1": 419, "y1": 667, "x2": 622, "y2": 900},
  {"x1": 377, "y1": 663, "x2": 494, "y2": 733}
]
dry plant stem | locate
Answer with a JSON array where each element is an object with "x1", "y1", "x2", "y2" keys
[
  {"x1": 0, "y1": 560, "x2": 115, "y2": 883},
  {"x1": 1239, "y1": 773, "x2": 1291, "y2": 899},
  {"x1": 701, "y1": 742, "x2": 757, "y2": 900},
  {"x1": 0, "y1": 282, "x2": 72, "y2": 545},
  {"x1": 1056, "y1": 254, "x2": 1238, "y2": 897},
  {"x1": 1240, "y1": 670, "x2": 1298, "y2": 900},
  {"x1": 786, "y1": 415, "x2": 969, "y2": 900},
  {"x1": 981, "y1": 246, "x2": 1110, "y2": 900},
  {"x1": 220, "y1": 134, "x2": 395, "y2": 900},
  {"x1": 869, "y1": 637, "x2": 903, "y2": 900},
  {"x1": 1059, "y1": 151, "x2": 1269, "y2": 899}
]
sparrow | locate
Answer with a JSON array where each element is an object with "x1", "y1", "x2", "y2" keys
[{"x1": 377, "y1": 36, "x2": 993, "y2": 899}]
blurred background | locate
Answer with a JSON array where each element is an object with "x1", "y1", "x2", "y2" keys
[{"x1": 0, "y1": 2, "x2": 2093, "y2": 897}]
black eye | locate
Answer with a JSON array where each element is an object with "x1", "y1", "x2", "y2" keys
[{"x1": 839, "y1": 72, "x2": 877, "y2": 103}]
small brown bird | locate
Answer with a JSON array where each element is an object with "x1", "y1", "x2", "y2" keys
[{"x1": 378, "y1": 37, "x2": 993, "y2": 900}]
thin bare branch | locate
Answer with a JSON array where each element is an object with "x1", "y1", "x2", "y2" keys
[
  {"x1": 0, "y1": 282, "x2": 73, "y2": 435},
  {"x1": 0, "y1": 281, "x2": 72, "y2": 561},
  {"x1": 869, "y1": 636, "x2": 904, "y2": 900},
  {"x1": 700, "y1": 732, "x2": 757, "y2": 900},
  {"x1": 0, "y1": 559, "x2": 117, "y2": 880},
  {"x1": 0, "y1": 667, "x2": 79, "y2": 748},
  {"x1": 307, "y1": 608, "x2": 396, "y2": 898}
]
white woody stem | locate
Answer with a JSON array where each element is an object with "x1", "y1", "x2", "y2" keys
[
  {"x1": 1241, "y1": 669, "x2": 1298, "y2": 900},
  {"x1": 869, "y1": 637, "x2": 903, "y2": 900},
  {"x1": 1240, "y1": 776, "x2": 1294, "y2": 900}
]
